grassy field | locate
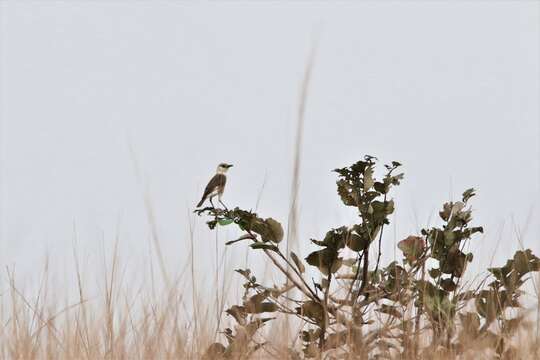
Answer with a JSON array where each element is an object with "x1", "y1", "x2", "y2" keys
[{"x1": 1, "y1": 241, "x2": 539, "y2": 359}]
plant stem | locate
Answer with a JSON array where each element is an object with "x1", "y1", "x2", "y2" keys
[
  {"x1": 414, "y1": 255, "x2": 426, "y2": 358},
  {"x1": 275, "y1": 250, "x2": 320, "y2": 301},
  {"x1": 243, "y1": 229, "x2": 320, "y2": 302},
  {"x1": 354, "y1": 247, "x2": 371, "y2": 308},
  {"x1": 319, "y1": 270, "x2": 333, "y2": 350},
  {"x1": 263, "y1": 249, "x2": 318, "y2": 302}
]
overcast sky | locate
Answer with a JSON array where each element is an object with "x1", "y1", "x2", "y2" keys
[{"x1": 1, "y1": 2, "x2": 539, "y2": 291}]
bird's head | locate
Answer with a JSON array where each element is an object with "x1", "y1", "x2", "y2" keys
[{"x1": 217, "y1": 163, "x2": 233, "y2": 173}]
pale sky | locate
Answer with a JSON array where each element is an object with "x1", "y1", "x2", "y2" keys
[{"x1": 1, "y1": 2, "x2": 539, "y2": 291}]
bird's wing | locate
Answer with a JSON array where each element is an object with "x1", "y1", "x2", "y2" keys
[{"x1": 202, "y1": 173, "x2": 226, "y2": 198}]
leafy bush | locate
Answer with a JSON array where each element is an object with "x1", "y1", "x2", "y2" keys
[{"x1": 196, "y1": 156, "x2": 539, "y2": 359}]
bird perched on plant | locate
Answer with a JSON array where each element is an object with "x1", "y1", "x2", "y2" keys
[{"x1": 196, "y1": 163, "x2": 233, "y2": 209}]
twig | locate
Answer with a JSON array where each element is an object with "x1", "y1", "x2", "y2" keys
[
  {"x1": 274, "y1": 249, "x2": 320, "y2": 301},
  {"x1": 358, "y1": 248, "x2": 370, "y2": 299},
  {"x1": 319, "y1": 270, "x2": 333, "y2": 350},
  {"x1": 374, "y1": 193, "x2": 388, "y2": 275}
]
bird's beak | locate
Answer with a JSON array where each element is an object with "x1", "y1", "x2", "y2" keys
[{"x1": 227, "y1": 164, "x2": 234, "y2": 168}]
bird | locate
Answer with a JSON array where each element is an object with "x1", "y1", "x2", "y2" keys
[{"x1": 196, "y1": 163, "x2": 233, "y2": 209}]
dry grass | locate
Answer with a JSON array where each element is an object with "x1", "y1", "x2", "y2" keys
[
  {"x1": 2, "y1": 247, "x2": 221, "y2": 359},
  {"x1": 1, "y1": 248, "x2": 539, "y2": 359}
]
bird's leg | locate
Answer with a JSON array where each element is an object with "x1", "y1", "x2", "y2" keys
[
  {"x1": 209, "y1": 197, "x2": 215, "y2": 209},
  {"x1": 219, "y1": 199, "x2": 228, "y2": 211}
]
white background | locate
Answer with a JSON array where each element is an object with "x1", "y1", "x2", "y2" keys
[{"x1": 1, "y1": 2, "x2": 538, "y2": 295}]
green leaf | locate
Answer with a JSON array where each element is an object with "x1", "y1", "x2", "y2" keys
[
  {"x1": 370, "y1": 200, "x2": 395, "y2": 224},
  {"x1": 296, "y1": 301, "x2": 325, "y2": 323},
  {"x1": 475, "y1": 290, "x2": 499, "y2": 323},
  {"x1": 513, "y1": 250, "x2": 531, "y2": 274},
  {"x1": 346, "y1": 233, "x2": 369, "y2": 252},
  {"x1": 305, "y1": 250, "x2": 342, "y2": 275},
  {"x1": 207, "y1": 220, "x2": 217, "y2": 229},
  {"x1": 217, "y1": 218, "x2": 234, "y2": 226},
  {"x1": 235, "y1": 268, "x2": 250, "y2": 276},
  {"x1": 312, "y1": 227, "x2": 350, "y2": 249},
  {"x1": 440, "y1": 278, "x2": 457, "y2": 292},
  {"x1": 389, "y1": 173, "x2": 404, "y2": 186},
  {"x1": 471, "y1": 226, "x2": 484, "y2": 234},
  {"x1": 336, "y1": 179, "x2": 357, "y2": 206},
  {"x1": 363, "y1": 166, "x2": 374, "y2": 191},
  {"x1": 373, "y1": 181, "x2": 388, "y2": 194},
  {"x1": 398, "y1": 236, "x2": 425, "y2": 261},
  {"x1": 263, "y1": 218, "x2": 284, "y2": 243},
  {"x1": 243, "y1": 216, "x2": 284, "y2": 243},
  {"x1": 441, "y1": 250, "x2": 467, "y2": 277},
  {"x1": 439, "y1": 202, "x2": 453, "y2": 221},
  {"x1": 443, "y1": 230, "x2": 458, "y2": 246},
  {"x1": 462, "y1": 188, "x2": 476, "y2": 202},
  {"x1": 429, "y1": 268, "x2": 441, "y2": 278},
  {"x1": 305, "y1": 250, "x2": 320, "y2": 268},
  {"x1": 330, "y1": 258, "x2": 343, "y2": 274}
]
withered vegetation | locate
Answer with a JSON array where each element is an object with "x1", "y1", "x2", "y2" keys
[{"x1": 196, "y1": 156, "x2": 540, "y2": 359}]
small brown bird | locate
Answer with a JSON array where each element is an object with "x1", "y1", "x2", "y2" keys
[{"x1": 196, "y1": 163, "x2": 233, "y2": 208}]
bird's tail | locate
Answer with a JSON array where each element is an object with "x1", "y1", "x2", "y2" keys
[{"x1": 196, "y1": 197, "x2": 205, "y2": 208}]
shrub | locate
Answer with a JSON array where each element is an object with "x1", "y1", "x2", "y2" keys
[{"x1": 196, "y1": 156, "x2": 539, "y2": 359}]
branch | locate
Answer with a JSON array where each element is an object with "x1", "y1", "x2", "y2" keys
[
  {"x1": 274, "y1": 249, "x2": 320, "y2": 301},
  {"x1": 374, "y1": 193, "x2": 388, "y2": 275},
  {"x1": 319, "y1": 270, "x2": 333, "y2": 349},
  {"x1": 262, "y1": 248, "x2": 319, "y2": 303}
]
